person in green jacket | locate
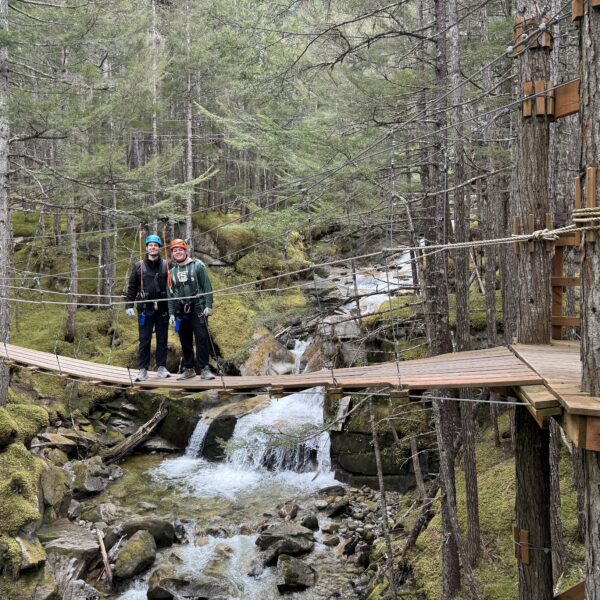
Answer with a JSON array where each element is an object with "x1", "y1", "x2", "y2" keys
[{"x1": 167, "y1": 239, "x2": 216, "y2": 380}]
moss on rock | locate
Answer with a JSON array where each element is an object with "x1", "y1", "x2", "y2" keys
[
  {"x1": 0, "y1": 535, "x2": 22, "y2": 578},
  {"x1": 0, "y1": 443, "x2": 44, "y2": 536},
  {"x1": 6, "y1": 404, "x2": 49, "y2": 446},
  {"x1": 0, "y1": 408, "x2": 19, "y2": 448}
]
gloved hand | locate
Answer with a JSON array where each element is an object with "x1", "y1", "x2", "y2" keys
[
  {"x1": 169, "y1": 315, "x2": 176, "y2": 327},
  {"x1": 125, "y1": 308, "x2": 135, "y2": 317},
  {"x1": 203, "y1": 307, "x2": 213, "y2": 317}
]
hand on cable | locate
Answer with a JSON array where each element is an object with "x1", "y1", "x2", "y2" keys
[
  {"x1": 125, "y1": 308, "x2": 135, "y2": 317},
  {"x1": 169, "y1": 315, "x2": 176, "y2": 327},
  {"x1": 203, "y1": 307, "x2": 213, "y2": 317}
]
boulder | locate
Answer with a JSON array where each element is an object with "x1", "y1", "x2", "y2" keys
[
  {"x1": 40, "y1": 465, "x2": 68, "y2": 510},
  {"x1": 300, "y1": 512, "x2": 319, "y2": 531},
  {"x1": 256, "y1": 523, "x2": 315, "y2": 566},
  {"x1": 276, "y1": 554, "x2": 317, "y2": 592},
  {"x1": 38, "y1": 520, "x2": 99, "y2": 579},
  {"x1": 147, "y1": 573, "x2": 235, "y2": 599},
  {"x1": 15, "y1": 532, "x2": 46, "y2": 571},
  {"x1": 80, "y1": 502, "x2": 118, "y2": 525},
  {"x1": 0, "y1": 407, "x2": 19, "y2": 447},
  {"x1": 63, "y1": 457, "x2": 123, "y2": 498},
  {"x1": 277, "y1": 501, "x2": 299, "y2": 520},
  {"x1": 114, "y1": 530, "x2": 156, "y2": 580},
  {"x1": 105, "y1": 516, "x2": 175, "y2": 549},
  {"x1": 324, "y1": 496, "x2": 349, "y2": 518}
]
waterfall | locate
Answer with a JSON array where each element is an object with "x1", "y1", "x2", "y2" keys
[
  {"x1": 185, "y1": 418, "x2": 210, "y2": 458},
  {"x1": 227, "y1": 387, "x2": 329, "y2": 474},
  {"x1": 290, "y1": 338, "x2": 310, "y2": 374},
  {"x1": 151, "y1": 387, "x2": 337, "y2": 498}
]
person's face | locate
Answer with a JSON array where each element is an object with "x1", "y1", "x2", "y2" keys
[
  {"x1": 172, "y1": 247, "x2": 187, "y2": 262},
  {"x1": 147, "y1": 242, "x2": 161, "y2": 257}
]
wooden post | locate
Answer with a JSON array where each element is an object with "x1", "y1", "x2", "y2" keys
[{"x1": 552, "y1": 247, "x2": 564, "y2": 340}]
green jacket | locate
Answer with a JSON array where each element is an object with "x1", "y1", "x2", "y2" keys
[{"x1": 167, "y1": 259, "x2": 213, "y2": 316}]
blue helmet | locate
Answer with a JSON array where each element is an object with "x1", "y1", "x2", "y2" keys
[{"x1": 145, "y1": 234, "x2": 162, "y2": 247}]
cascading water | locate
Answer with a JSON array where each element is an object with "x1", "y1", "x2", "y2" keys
[
  {"x1": 117, "y1": 387, "x2": 341, "y2": 600},
  {"x1": 185, "y1": 418, "x2": 210, "y2": 458},
  {"x1": 290, "y1": 338, "x2": 311, "y2": 374}
]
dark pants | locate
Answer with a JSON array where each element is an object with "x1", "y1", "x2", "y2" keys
[
  {"x1": 178, "y1": 311, "x2": 210, "y2": 370},
  {"x1": 138, "y1": 308, "x2": 169, "y2": 369}
]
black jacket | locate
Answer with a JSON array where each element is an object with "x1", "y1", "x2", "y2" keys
[{"x1": 125, "y1": 255, "x2": 168, "y2": 311}]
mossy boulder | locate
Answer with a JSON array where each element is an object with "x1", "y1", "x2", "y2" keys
[
  {"x1": 0, "y1": 535, "x2": 23, "y2": 578},
  {"x1": 0, "y1": 408, "x2": 18, "y2": 447},
  {"x1": 39, "y1": 464, "x2": 68, "y2": 511},
  {"x1": 6, "y1": 404, "x2": 49, "y2": 446},
  {"x1": 240, "y1": 330, "x2": 294, "y2": 376},
  {"x1": 212, "y1": 224, "x2": 257, "y2": 259},
  {"x1": 114, "y1": 530, "x2": 156, "y2": 580},
  {"x1": 15, "y1": 533, "x2": 46, "y2": 571},
  {"x1": 0, "y1": 442, "x2": 44, "y2": 537}
]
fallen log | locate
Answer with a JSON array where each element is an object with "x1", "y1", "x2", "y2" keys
[{"x1": 101, "y1": 402, "x2": 168, "y2": 464}]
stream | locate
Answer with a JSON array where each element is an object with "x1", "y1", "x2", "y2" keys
[{"x1": 90, "y1": 387, "x2": 360, "y2": 599}]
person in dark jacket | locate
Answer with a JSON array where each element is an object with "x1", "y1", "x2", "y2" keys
[
  {"x1": 125, "y1": 234, "x2": 171, "y2": 381},
  {"x1": 167, "y1": 238, "x2": 216, "y2": 381}
]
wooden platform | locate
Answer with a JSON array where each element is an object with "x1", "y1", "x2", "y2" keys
[
  {"x1": 0, "y1": 343, "x2": 542, "y2": 392},
  {"x1": 512, "y1": 341, "x2": 600, "y2": 450}
]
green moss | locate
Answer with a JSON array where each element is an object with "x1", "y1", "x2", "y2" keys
[
  {"x1": 448, "y1": 290, "x2": 503, "y2": 331},
  {"x1": 213, "y1": 224, "x2": 257, "y2": 257},
  {"x1": 0, "y1": 409, "x2": 18, "y2": 447},
  {"x1": 362, "y1": 295, "x2": 419, "y2": 327},
  {"x1": 211, "y1": 285, "x2": 257, "y2": 362},
  {"x1": 0, "y1": 535, "x2": 22, "y2": 577},
  {"x1": 192, "y1": 210, "x2": 240, "y2": 232},
  {"x1": 6, "y1": 405, "x2": 49, "y2": 446},
  {"x1": 408, "y1": 422, "x2": 583, "y2": 599},
  {"x1": 0, "y1": 443, "x2": 44, "y2": 536}
]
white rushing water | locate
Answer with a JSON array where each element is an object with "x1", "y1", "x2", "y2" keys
[
  {"x1": 290, "y1": 338, "x2": 311, "y2": 374},
  {"x1": 184, "y1": 418, "x2": 210, "y2": 458},
  {"x1": 118, "y1": 386, "x2": 340, "y2": 600},
  {"x1": 339, "y1": 250, "x2": 414, "y2": 315},
  {"x1": 150, "y1": 387, "x2": 336, "y2": 499}
]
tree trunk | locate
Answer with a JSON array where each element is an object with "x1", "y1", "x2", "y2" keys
[
  {"x1": 0, "y1": 0, "x2": 10, "y2": 406},
  {"x1": 515, "y1": 407, "x2": 553, "y2": 600},
  {"x1": 549, "y1": 420, "x2": 564, "y2": 582},
  {"x1": 65, "y1": 207, "x2": 77, "y2": 343},
  {"x1": 579, "y1": 2, "x2": 600, "y2": 596},
  {"x1": 185, "y1": 0, "x2": 194, "y2": 250}
]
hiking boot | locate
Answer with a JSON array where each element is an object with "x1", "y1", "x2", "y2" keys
[
  {"x1": 156, "y1": 366, "x2": 170, "y2": 379},
  {"x1": 177, "y1": 368, "x2": 196, "y2": 381},
  {"x1": 135, "y1": 368, "x2": 148, "y2": 382},
  {"x1": 200, "y1": 366, "x2": 216, "y2": 380}
]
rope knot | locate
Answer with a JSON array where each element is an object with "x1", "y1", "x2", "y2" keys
[{"x1": 530, "y1": 228, "x2": 558, "y2": 241}]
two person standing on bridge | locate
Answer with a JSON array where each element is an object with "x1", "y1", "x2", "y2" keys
[{"x1": 125, "y1": 235, "x2": 216, "y2": 382}]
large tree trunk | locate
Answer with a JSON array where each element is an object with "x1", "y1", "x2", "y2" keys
[
  {"x1": 0, "y1": 0, "x2": 10, "y2": 406},
  {"x1": 515, "y1": 407, "x2": 552, "y2": 599},
  {"x1": 579, "y1": 1, "x2": 600, "y2": 596},
  {"x1": 185, "y1": 0, "x2": 194, "y2": 250},
  {"x1": 449, "y1": 0, "x2": 481, "y2": 568},
  {"x1": 512, "y1": 3, "x2": 554, "y2": 598}
]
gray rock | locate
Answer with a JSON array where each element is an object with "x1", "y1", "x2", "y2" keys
[
  {"x1": 114, "y1": 530, "x2": 156, "y2": 580},
  {"x1": 255, "y1": 523, "x2": 315, "y2": 551},
  {"x1": 38, "y1": 519, "x2": 99, "y2": 578},
  {"x1": 80, "y1": 502, "x2": 118, "y2": 525},
  {"x1": 63, "y1": 456, "x2": 120, "y2": 498},
  {"x1": 15, "y1": 533, "x2": 46, "y2": 571},
  {"x1": 141, "y1": 436, "x2": 180, "y2": 452},
  {"x1": 317, "y1": 485, "x2": 346, "y2": 497},
  {"x1": 276, "y1": 554, "x2": 317, "y2": 592},
  {"x1": 147, "y1": 573, "x2": 235, "y2": 599},
  {"x1": 300, "y1": 512, "x2": 319, "y2": 531},
  {"x1": 324, "y1": 497, "x2": 349, "y2": 518},
  {"x1": 277, "y1": 501, "x2": 299, "y2": 520},
  {"x1": 105, "y1": 516, "x2": 176, "y2": 549}
]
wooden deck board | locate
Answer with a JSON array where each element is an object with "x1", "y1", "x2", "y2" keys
[{"x1": 0, "y1": 343, "x2": 542, "y2": 392}]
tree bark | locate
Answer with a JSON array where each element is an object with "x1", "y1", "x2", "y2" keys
[
  {"x1": 0, "y1": 0, "x2": 10, "y2": 406},
  {"x1": 579, "y1": 2, "x2": 600, "y2": 596},
  {"x1": 549, "y1": 419, "x2": 564, "y2": 582},
  {"x1": 515, "y1": 407, "x2": 553, "y2": 600}
]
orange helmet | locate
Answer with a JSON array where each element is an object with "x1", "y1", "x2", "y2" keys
[{"x1": 170, "y1": 239, "x2": 188, "y2": 252}]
